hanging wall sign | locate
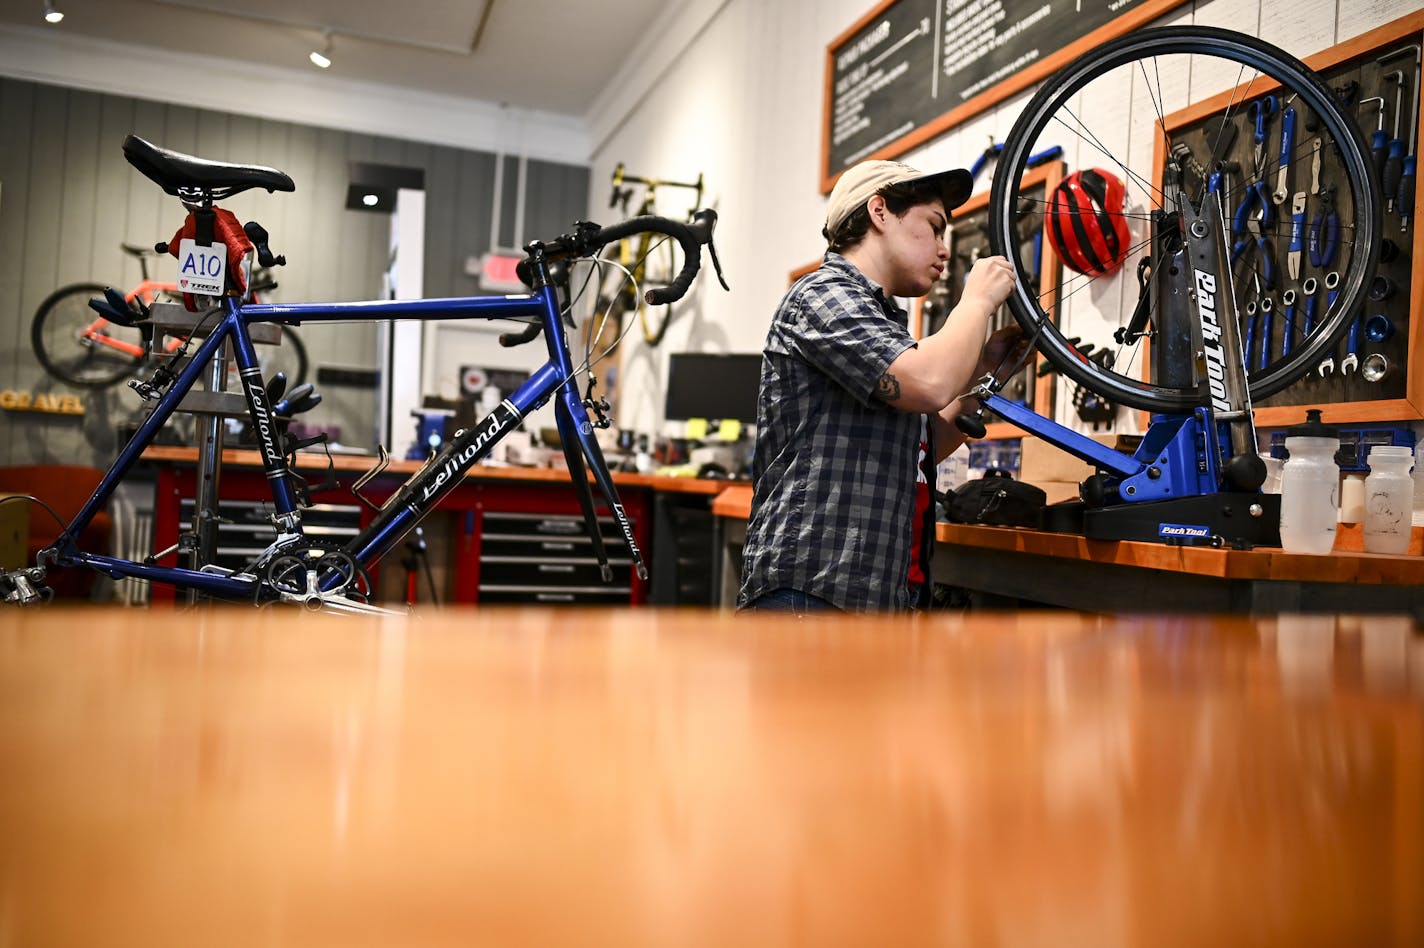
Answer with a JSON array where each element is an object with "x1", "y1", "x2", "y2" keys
[
  {"x1": 821, "y1": 0, "x2": 1190, "y2": 191},
  {"x1": 0, "y1": 391, "x2": 85, "y2": 415}
]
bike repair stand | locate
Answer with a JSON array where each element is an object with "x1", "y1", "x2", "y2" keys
[
  {"x1": 145, "y1": 302, "x2": 285, "y2": 596},
  {"x1": 964, "y1": 169, "x2": 1276, "y2": 548},
  {"x1": 402, "y1": 526, "x2": 437, "y2": 607}
]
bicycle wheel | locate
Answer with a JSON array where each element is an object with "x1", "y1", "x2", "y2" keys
[
  {"x1": 987, "y1": 26, "x2": 1380, "y2": 413},
  {"x1": 31, "y1": 283, "x2": 147, "y2": 388},
  {"x1": 636, "y1": 234, "x2": 678, "y2": 346}
]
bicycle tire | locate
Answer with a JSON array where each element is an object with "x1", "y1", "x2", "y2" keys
[
  {"x1": 638, "y1": 234, "x2": 678, "y2": 346},
  {"x1": 987, "y1": 26, "x2": 1380, "y2": 414},
  {"x1": 31, "y1": 282, "x2": 147, "y2": 388}
]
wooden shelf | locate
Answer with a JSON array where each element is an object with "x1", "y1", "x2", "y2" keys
[{"x1": 935, "y1": 520, "x2": 1424, "y2": 586}]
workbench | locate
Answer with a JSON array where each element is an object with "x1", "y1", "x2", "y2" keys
[
  {"x1": 711, "y1": 484, "x2": 1424, "y2": 613},
  {"x1": 142, "y1": 447, "x2": 738, "y2": 606}
]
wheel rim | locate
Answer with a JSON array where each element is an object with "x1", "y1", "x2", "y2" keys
[
  {"x1": 32, "y1": 284, "x2": 147, "y2": 388},
  {"x1": 987, "y1": 27, "x2": 1380, "y2": 414},
  {"x1": 638, "y1": 233, "x2": 678, "y2": 346}
]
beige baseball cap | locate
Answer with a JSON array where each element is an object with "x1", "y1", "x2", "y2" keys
[{"x1": 824, "y1": 159, "x2": 973, "y2": 237}]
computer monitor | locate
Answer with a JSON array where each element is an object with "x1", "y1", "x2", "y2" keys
[{"x1": 664, "y1": 353, "x2": 762, "y2": 424}]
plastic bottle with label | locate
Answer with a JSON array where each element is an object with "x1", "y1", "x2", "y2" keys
[
  {"x1": 1413, "y1": 450, "x2": 1424, "y2": 528},
  {"x1": 1363, "y1": 445, "x2": 1415, "y2": 554},
  {"x1": 1278, "y1": 410, "x2": 1340, "y2": 555}
]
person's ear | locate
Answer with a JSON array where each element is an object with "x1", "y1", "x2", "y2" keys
[{"x1": 866, "y1": 194, "x2": 889, "y2": 230}]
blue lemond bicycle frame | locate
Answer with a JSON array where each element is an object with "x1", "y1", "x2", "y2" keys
[{"x1": 48, "y1": 282, "x2": 642, "y2": 600}]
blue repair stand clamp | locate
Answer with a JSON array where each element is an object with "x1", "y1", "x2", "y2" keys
[{"x1": 407, "y1": 407, "x2": 457, "y2": 461}]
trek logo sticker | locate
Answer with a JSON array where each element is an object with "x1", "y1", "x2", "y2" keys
[
  {"x1": 417, "y1": 401, "x2": 520, "y2": 505},
  {"x1": 177, "y1": 239, "x2": 226, "y2": 296},
  {"x1": 1159, "y1": 522, "x2": 1211, "y2": 540},
  {"x1": 1194, "y1": 269, "x2": 1232, "y2": 415},
  {"x1": 246, "y1": 379, "x2": 284, "y2": 466}
]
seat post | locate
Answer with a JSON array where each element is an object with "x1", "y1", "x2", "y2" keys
[{"x1": 189, "y1": 319, "x2": 229, "y2": 588}]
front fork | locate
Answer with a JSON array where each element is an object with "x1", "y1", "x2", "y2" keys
[{"x1": 553, "y1": 382, "x2": 648, "y2": 582}]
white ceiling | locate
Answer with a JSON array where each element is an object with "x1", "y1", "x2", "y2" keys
[{"x1": 0, "y1": 0, "x2": 673, "y2": 117}]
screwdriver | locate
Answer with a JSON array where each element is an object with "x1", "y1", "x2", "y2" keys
[
  {"x1": 1382, "y1": 72, "x2": 1405, "y2": 213},
  {"x1": 1403, "y1": 156, "x2": 1416, "y2": 231},
  {"x1": 1379, "y1": 45, "x2": 1421, "y2": 227},
  {"x1": 1400, "y1": 48, "x2": 1420, "y2": 231},
  {"x1": 1361, "y1": 96, "x2": 1388, "y2": 184}
]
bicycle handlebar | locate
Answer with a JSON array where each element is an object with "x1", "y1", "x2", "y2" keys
[
  {"x1": 589, "y1": 209, "x2": 715, "y2": 305},
  {"x1": 500, "y1": 209, "x2": 720, "y2": 348}
]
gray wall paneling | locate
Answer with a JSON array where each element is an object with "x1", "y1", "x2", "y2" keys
[
  {"x1": 0, "y1": 79, "x2": 36, "y2": 470},
  {"x1": 0, "y1": 77, "x2": 589, "y2": 473}
]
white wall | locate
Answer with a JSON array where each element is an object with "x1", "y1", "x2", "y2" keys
[{"x1": 590, "y1": 0, "x2": 1419, "y2": 437}]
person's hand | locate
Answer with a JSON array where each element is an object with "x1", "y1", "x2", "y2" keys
[
  {"x1": 959, "y1": 255, "x2": 1017, "y2": 316},
  {"x1": 976, "y1": 324, "x2": 1031, "y2": 380}
]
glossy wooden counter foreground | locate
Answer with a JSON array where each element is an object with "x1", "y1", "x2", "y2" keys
[{"x1": 3, "y1": 608, "x2": 1422, "y2": 947}]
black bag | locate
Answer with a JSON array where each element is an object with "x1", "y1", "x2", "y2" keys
[{"x1": 942, "y1": 469, "x2": 1046, "y2": 528}]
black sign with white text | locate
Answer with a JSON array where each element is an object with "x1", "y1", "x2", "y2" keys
[{"x1": 824, "y1": 0, "x2": 1184, "y2": 186}]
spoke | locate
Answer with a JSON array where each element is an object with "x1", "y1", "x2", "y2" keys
[
  {"x1": 1048, "y1": 110, "x2": 1165, "y2": 206},
  {"x1": 1206, "y1": 63, "x2": 1256, "y2": 165},
  {"x1": 1037, "y1": 230, "x2": 1157, "y2": 314},
  {"x1": 1136, "y1": 54, "x2": 1175, "y2": 188}
]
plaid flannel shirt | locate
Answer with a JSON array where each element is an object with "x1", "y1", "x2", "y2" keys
[{"x1": 738, "y1": 253, "x2": 931, "y2": 612}]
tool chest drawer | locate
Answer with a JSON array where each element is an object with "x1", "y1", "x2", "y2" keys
[
  {"x1": 179, "y1": 498, "x2": 360, "y2": 571},
  {"x1": 479, "y1": 557, "x2": 632, "y2": 587},
  {"x1": 476, "y1": 587, "x2": 632, "y2": 605},
  {"x1": 474, "y1": 511, "x2": 641, "y2": 605}
]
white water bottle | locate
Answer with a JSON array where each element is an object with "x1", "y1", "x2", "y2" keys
[
  {"x1": 1278, "y1": 410, "x2": 1340, "y2": 555},
  {"x1": 1363, "y1": 445, "x2": 1415, "y2": 554}
]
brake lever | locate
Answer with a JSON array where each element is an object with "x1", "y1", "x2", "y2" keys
[
  {"x1": 95, "y1": 287, "x2": 146, "y2": 326},
  {"x1": 498, "y1": 322, "x2": 542, "y2": 347},
  {"x1": 707, "y1": 238, "x2": 731, "y2": 291}
]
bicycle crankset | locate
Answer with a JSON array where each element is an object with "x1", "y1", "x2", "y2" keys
[{"x1": 261, "y1": 540, "x2": 374, "y2": 610}]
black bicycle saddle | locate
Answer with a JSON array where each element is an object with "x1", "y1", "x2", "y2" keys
[{"x1": 122, "y1": 134, "x2": 295, "y2": 198}]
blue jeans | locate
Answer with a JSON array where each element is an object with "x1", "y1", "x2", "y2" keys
[{"x1": 742, "y1": 587, "x2": 840, "y2": 615}]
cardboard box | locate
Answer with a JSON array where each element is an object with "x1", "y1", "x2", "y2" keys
[
  {"x1": 1018, "y1": 434, "x2": 1115, "y2": 485},
  {"x1": 1037, "y1": 480, "x2": 1084, "y2": 505},
  {"x1": 0, "y1": 493, "x2": 30, "y2": 569}
]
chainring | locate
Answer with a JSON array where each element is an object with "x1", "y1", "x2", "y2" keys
[{"x1": 262, "y1": 540, "x2": 373, "y2": 603}]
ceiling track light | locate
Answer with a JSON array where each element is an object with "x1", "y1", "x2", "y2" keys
[
  {"x1": 309, "y1": 29, "x2": 333, "y2": 69},
  {"x1": 43, "y1": 1, "x2": 64, "y2": 24}
]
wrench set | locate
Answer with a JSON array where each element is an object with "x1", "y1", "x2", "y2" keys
[{"x1": 1169, "y1": 35, "x2": 1419, "y2": 410}]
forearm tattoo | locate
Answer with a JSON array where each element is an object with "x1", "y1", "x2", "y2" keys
[{"x1": 876, "y1": 371, "x2": 902, "y2": 402}]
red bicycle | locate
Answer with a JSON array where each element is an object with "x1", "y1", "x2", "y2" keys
[{"x1": 31, "y1": 242, "x2": 306, "y2": 389}]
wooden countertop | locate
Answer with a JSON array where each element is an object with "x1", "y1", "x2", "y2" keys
[
  {"x1": 710, "y1": 484, "x2": 1424, "y2": 585},
  {"x1": 142, "y1": 445, "x2": 730, "y2": 495},
  {"x1": 711, "y1": 482, "x2": 753, "y2": 517},
  {"x1": 2, "y1": 607, "x2": 1419, "y2": 946}
]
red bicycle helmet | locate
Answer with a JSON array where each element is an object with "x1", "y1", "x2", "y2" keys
[{"x1": 1045, "y1": 168, "x2": 1131, "y2": 276}]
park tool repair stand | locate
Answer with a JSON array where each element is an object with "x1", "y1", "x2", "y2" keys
[{"x1": 960, "y1": 160, "x2": 1279, "y2": 548}]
